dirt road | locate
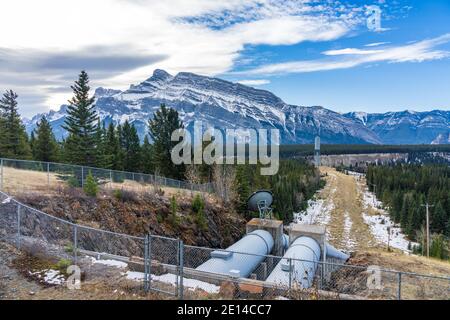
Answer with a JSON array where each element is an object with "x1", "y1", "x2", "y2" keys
[{"x1": 312, "y1": 167, "x2": 376, "y2": 252}]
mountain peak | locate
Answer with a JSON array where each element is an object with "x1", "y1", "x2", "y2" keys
[{"x1": 151, "y1": 69, "x2": 172, "y2": 80}]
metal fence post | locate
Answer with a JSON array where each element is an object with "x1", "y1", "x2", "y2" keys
[
  {"x1": 288, "y1": 258, "x2": 292, "y2": 293},
  {"x1": 73, "y1": 225, "x2": 78, "y2": 264},
  {"x1": 0, "y1": 158, "x2": 3, "y2": 191},
  {"x1": 47, "y1": 162, "x2": 50, "y2": 190},
  {"x1": 320, "y1": 261, "x2": 324, "y2": 290},
  {"x1": 109, "y1": 170, "x2": 113, "y2": 189},
  {"x1": 16, "y1": 203, "x2": 21, "y2": 249},
  {"x1": 179, "y1": 240, "x2": 184, "y2": 300},
  {"x1": 144, "y1": 235, "x2": 149, "y2": 292},
  {"x1": 81, "y1": 166, "x2": 84, "y2": 188},
  {"x1": 397, "y1": 272, "x2": 402, "y2": 300}
]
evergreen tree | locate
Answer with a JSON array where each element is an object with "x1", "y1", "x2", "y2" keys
[
  {"x1": 29, "y1": 131, "x2": 36, "y2": 157},
  {"x1": 94, "y1": 120, "x2": 108, "y2": 168},
  {"x1": 140, "y1": 135, "x2": 154, "y2": 174},
  {"x1": 148, "y1": 104, "x2": 185, "y2": 179},
  {"x1": 0, "y1": 90, "x2": 31, "y2": 159},
  {"x1": 431, "y1": 202, "x2": 447, "y2": 233},
  {"x1": 120, "y1": 121, "x2": 141, "y2": 172},
  {"x1": 33, "y1": 116, "x2": 59, "y2": 162},
  {"x1": 62, "y1": 71, "x2": 99, "y2": 166},
  {"x1": 104, "y1": 122, "x2": 120, "y2": 169},
  {"x1": 115, "y1": 124, "x2": 125, "y2": 171}
]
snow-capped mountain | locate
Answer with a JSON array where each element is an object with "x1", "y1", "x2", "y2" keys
[
  {"x1": 344, "y1": 110, "x2": 450, "y2": 145},
  {"x1": 24, "y1": 69, "x2": 448, "y2": 145}
]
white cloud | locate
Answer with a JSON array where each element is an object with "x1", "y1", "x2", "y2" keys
[
  {"x1": 323, "y1": 48, "x2": 383, "y2": 55},
  {"x1": 365, "y1": 42, "x2": 391, "y2": 47},
  {"x1": 240, "y1": 33, "x2": 450, "y2": 75},
  {"x1": 0, "y1": 0, "x2": 366, "y2": 116},
  {"x1": 237, "y1": 79, "x2": 270, "y2": 86}
]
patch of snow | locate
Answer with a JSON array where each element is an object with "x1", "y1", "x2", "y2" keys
[
  {"x1": 359, "y1": 182, "x2": 417, "y2": 253},
  {"x1": 342, "y1": 211, "x2": 357, "y2": 251},
  {"x1": 275, "y1": 296, "x2": 290, "y2": 300},
  {"x1": 124, "y1": 271, "x2": 220, "y2": 294},
  {"x1": 293, "y1": 194, "x2": 334, "y2": 226},
  {"x1": 90, "y1": 257, "x2": 128, "y2": 269},
  {"x1": 361, "y1": 187, "x2": 383, "y2": 209},
  {"x1": 363, "y1": 212, "x2": 416, "y2": 253},
  {"x1": 1, "y1": 197, "x2": 11, "y2": 204},
  {"x1": 30, "y1": 269, "x2": 65, "y2": 285}
]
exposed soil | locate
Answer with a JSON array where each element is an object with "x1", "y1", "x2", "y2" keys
[
  {"x1": 0, "y1": 241, "x2": 168, "y2": 300},
  {"x1": 15, "y1": 187, "x2": 245, "y2": 249}
]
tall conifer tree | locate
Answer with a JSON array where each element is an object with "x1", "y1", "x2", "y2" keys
[{"x1": 62, "y1": 71, "x2": 98, "y2": 166}]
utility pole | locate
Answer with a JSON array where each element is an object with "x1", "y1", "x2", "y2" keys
[{"x1": 421, "y1": 203, "x2": 434, "y2": 258}]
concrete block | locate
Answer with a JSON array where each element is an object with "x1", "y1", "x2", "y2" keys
[{"x1": 246, "y1": 218, "x2": 284, "y2": 256}]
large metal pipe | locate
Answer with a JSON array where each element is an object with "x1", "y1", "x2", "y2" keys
[
  {"x1": 196, "y1": 230, "x2": 274, "y2": 278},
  {"x1": 326, "y1": 243, "x2": 350, "y2": 260},
  {"x1": 265, "y1": 237, "x2": 349, "y2": 289},
  {"x1": 265, "y1": 236, "x2": 321, "y2": 288}
]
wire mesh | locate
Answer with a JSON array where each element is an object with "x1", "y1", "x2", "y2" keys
[{"x1": 0, "y1": 157, "x2": 213, "y2": 196}]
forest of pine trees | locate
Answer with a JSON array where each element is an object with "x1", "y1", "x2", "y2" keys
[
  {"x1": 366, "y1": 164, "x2": 450, "y2": 259},
  {"x1": 235, "y1": 160, "x2": 323, "y2": 222}
]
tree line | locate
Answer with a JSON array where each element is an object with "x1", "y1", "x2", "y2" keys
[
  {"x1": 235, "y1": 160, "x2": 323, "y2": 222},
  {"x1": 366, "y1": 164, "x2": 450, "y2": 259},
  {"x1": 280, "y1": 144, "x2": 450, "y2": 158}
]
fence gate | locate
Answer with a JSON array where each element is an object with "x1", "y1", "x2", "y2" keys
[{"x1": 144, "y1": 234, "x2": 183, "y2": 298}]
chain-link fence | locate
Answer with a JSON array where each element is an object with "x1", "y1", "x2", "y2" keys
[
  {"x1": 0, "y1": 158, "x2": 213, "y2": 196},
  {"x1": 0, "y1": 189, "x2": 449, "y2": 300}
]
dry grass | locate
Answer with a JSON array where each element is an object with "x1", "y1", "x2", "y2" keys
[
  {"x1": 1, "y1": 166, "x2": 208, "y2": 200},
  {"x1": 348, "y1": 249, "x2": 450, "y2": 300},
  {"x1": 318, "y1": 167, "x2": 376, "y2": 251}
]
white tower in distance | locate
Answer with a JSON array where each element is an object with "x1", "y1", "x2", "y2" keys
[{"x1": 314, "y1": 136, "x2": 321, "y2": 167}]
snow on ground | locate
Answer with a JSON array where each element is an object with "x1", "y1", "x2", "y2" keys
[
  {"x1": 347, "y1": 171, "x2": 365, "y2": 177},
  {"x1": 342, "y1": 211, "x2": 357, "y2": 251},
  {"x1": 30, "y1": 269, "x2": 65, "y2": 285},
  {"x1": 124, "y1": 271, "x2": 220, "y2": 294},
  {"x1": 361, "y1": 186, "x2": 384, "y2": 209},
  {"x1": 294, "y1": 197, "x2": 334, "y2": 225},
  {"x1": 358, "y1": 180, "x2": 417, "y2": 253},
  {"x1": 90, "y1": 257, "x2": 128, "y2": 269},
  {"x1": 362, "y1": 213, "x2": 415, "y2": 253}
]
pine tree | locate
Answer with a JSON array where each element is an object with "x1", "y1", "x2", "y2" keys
[
  {"x1": 120, "y1": 121, "x2": 141, "y2": 172},
  {"x1": 62, "y1": 71, "x2": 99, "y2": 166},
  {"x1": 115, "y1": 124, "x2": 125, "y2": 171},
  {"x1": 29, "y1": 131, "x2": 36, "y2": 157},
  {"x1": 33, "y1": 116, "x2": 59, "y2": 162},
  {"x1": 94, "y1": 119, "x2": 107, "y2": 168},
  {"x1": 140, "y1": 135, "x2": 154, "y2": 174},
  {"x1": 148, "y1": 104, "x2": 185, "y2": 179},
  {"x1": 431, "y1": 202, "x2": 447, "y2": 233},
  {"x1": 104, "y1": 122, "x2": 119, "y2": 169},
  {"x1": 0, "y1": 90, "x2": 32, "y2": 159}
]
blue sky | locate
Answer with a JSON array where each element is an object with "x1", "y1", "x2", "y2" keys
[
  {"x1": 0, "y1": 0, "x2": 449, "y2": 117},
  {"x1": 225, "y1": 0, "x2": 450, "y2": 113}
]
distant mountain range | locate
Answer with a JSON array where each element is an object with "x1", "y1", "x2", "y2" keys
[{"x1": 24, "y1": 69, "x2": 450, "y2": 145}]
